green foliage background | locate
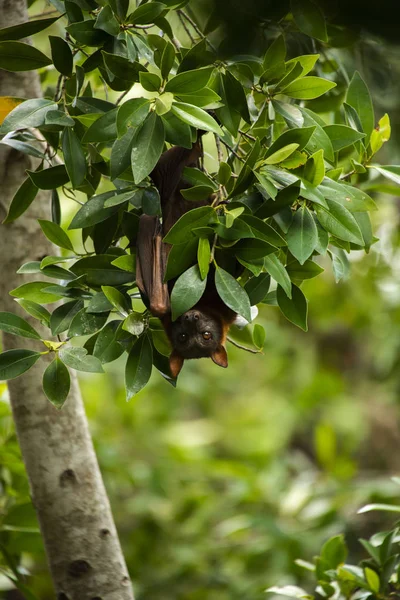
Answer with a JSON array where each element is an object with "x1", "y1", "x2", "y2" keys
[{"x1": 2, "y1": 0, "x2": 400, "y2": 598}]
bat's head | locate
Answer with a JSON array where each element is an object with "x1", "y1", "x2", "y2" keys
[{"x1": 168, "y1": 308, "x2": 228, "y2": 377}]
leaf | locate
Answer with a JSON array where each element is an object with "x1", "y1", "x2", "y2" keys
[
  {"x1": 0, "y1": 16, "x2": 60, "y2": 41},
  {"x1": 253, "y1": 324, "x2": 265, "y2": 349},
  {"x1": 68, "y1": 309, "x2": 108, "y2": 337},
  {"x1": 265, "y1": 126, "x2": 315, "y2": 159},
  {"x1": 163, "y1": 206, "x2": 214, "y2": 244},
  {"x1": 277, "y1": 284, "x2": 308, "y2": 331},
  {"x1": 10, "y1": 282, "x2": 62, "y2": 304},
  {"x1": 122, "y1": 312, "x2": 145, "y2": 336},
  {"x1": 0, "y1": 41, "x2": 52, "y2": 71},
  {"x1": 94, "y1": 5, "x2": 120, "y2": 36},
  {"x1": 50, "y1": 300, "x2": 84, "y2": 335},
  {"x1": 160, "y1": 41, "x2": 175, "y2": 79},
  {"x1": 2, "y1": 176, "x2": 38, "y2": 223},
  {"x1": 0, "y1": 98, "x2": 57, "y2": 134},
  {"x1": 16, "y1": 299, "x2": 51, "y2": 326},
  {"x1": 93, "y1": 321, "x2": 124, "y2": 364},
  {"x1": 370, "y1": 113, "x2": 391, "y2": 155},
  {"x1": 324, "y1": 124, "x2": 366, "y2": 151},
  {"x1": 244, "y1": 274, "x2": 270, "y2": 305},
  {"x1": 286, "y1": 259, "x2": 324, "y2": 281},
  {"x1": 125, "y1": 335, "x2": 153, "y2": 400},
  {"x1": 165, "y1": 66, "x2": 214, "y2": 94},
  {"x1": 264, "y1": 143, "x2": 299, "y2": 165},
  {"x1": 49, "y1": 35, "x2": 73, "y2": 76},
  {"x1": 240, "y1": 215, "x2": 286, "y2": 247},
  {"x1": 315, "y1": 199, "x2": 364, "y2": 245},
  {"x1": 346, "y1": 71, "x2": 374, "y2": 144},
  {"x1": 131, "y1": 111, "x2": 165, "y2": 184},
  {"x1": 235, "y1": 239, "x2": 276, "y2": 261},
  {"x1": 164, "y1": 238, "x2": 199, "y2": 281},
  {"x1": 111, "y1": 127, "x2": 135, "y2": 180},
  {"x1": 197, "y1": 237, "x2": 211, "y2": 280},
  {"x1": 71, "y1": 255, "x2": 134, "y2": 287},
  {"x1": 139, "y1": 71, "x2": 162, "y2": 92},
  {"x1": 59, "y1": 346, "x2": 104, "y2": 373},
  {"x1": 82, "y1": 108, "x2": 118, "y2": 143},
  {"x1": 291, "y1": 0, "x2": 328, "y2": 42},
  {"x1": 364, "y1": 567, "x2": 380, "y2": 594},
  {"x1": 68, "y1": 190, "x2": 128, "y2": 229},
  {"x1": 129, "y1": 2, "x2": 166, "y2": 24},
  {"x1": 283, "y1": 76, "x2": 336, "y2": 99},
  {"x1": 62, "y1": 128, "x2": 86, "y2": 188},
  {"x1": 101, "y1": 285, "x2": 130, "y2": 316},
  {"x1": 0, "y1": 312, "x2": 41, "y2": 339},
  {"x1": 66, "y1": 20, "x2": 109, "y2": 46},
  {"x1": 263, "y1": 35, "x2": 286, "y2": 69},
  {"x1": 287, "y1": 206, "x2": 318, "y2": 265},
  {"x1": 0, "y1": 349, "x2": 42, "y2": 380},
  {"x1": 171, "y1": 265, "x2": 207, "y2": 321},
  {"x1": 357, "y1": 503, "x2": 400, "y2": 514},
  {"x1": 285, "y1": 54, "x2": 320, "y2": 77},
  {"x1": 321, "y1": 535, "x2": 348, "y2": 569},
  {"x1": 38, "y1": 220, "x2": 75, "y2": 252},
  {"x1": 27, "y1": 165, "x2": 69, "y2": 190},
  {"x1": 215, "y1": 267, "x2": 251, "y2": 322},
  {"x1": 370, "y1": 165, "x2": 400, "y2": 185},
  {"x1": 43, "y1": 358, "x2": 70, "y2": 409},
  {"x1": 266, "y1": 586, "x2": 310, "y2": 599},
  {"x1": 171, "y1": 101, "x2": 223, "y2": 135},
  {"x1": 117, "y1": 98, "x2": 150, "y2": 136},
  {"x1": 304, "y1": 149, "x2": 325, "y2": 186}
]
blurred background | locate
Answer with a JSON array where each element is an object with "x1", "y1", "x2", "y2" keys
[{"x1": 2, "y1": 1, "x2": 400, "y2": 598}]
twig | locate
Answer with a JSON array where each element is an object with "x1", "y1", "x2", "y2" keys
[
  {"x1": 116, "y1": 89, "x2": 130, "y2": 105},
  {"x1": 177, "y1": 10, "x2": 196, "y2": 44},
  {"x1": 214, "y1": 133, "x2": 224, "y2": 163},
  {"x1": 179, "y1": 9, "x2": 218, "y2": 53},
  {"x1": 219, "y1": 138, "x2": 245, "y2": 162},
  {"x1": 226, "y1": 337, "x2": 261, "y2": 354},
  {"x1": 239, "y1": 129, "x2": 256, "y2": 142}
]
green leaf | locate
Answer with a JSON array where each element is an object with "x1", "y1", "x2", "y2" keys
[
  {"x1": 49, "y1": 36, "x2": 73, "y2": 76},
  {"x1": 43, "y1": 358, "x2": 70, "y2": 409},
  {"x1": 71, "y1": 255, "x2": 134, "y2": 287},
  {"x1": 181, "y1": 185, "x2": 214, "y2": 201},
  {"x1": 263, "y1": 35, "x2": 286, "y2": 69},
  {"x1": 131, "y1": 111, "x2": 165, "y2": 184},
  {"x1": 160, "y1": 41, "x2": 175, "y2": 79},
  {"x1": 315, "y1": 199, "x2": 364, "y2": 245},
  {"x1": 240, "y1": 215, "x2": 286, "y2": 247},
  {"x1": 93, "y1": 321, "x2": 124, "y2": 364},
  {"x1": 215, "y1": 267, "x2": 251, "y2": 322},
  {"x1": 218, "y1": 162, "x2": 231, "y2": 186},
  {"x1": 287, "y1": 206, "x2": 318, "y2": 265},
  {"x1": 2, "y1": 176, "x2": 38, "y2": 223},
  {"x1": 264, "y1": 143, "x2": 299, "y2": 165},
  {"x1": 0, "y1": 16, "x2": 60, "y2": 41},
  {"x1": 59, "y1": 346, "x2": 104, "y2": 373},
  {"x1": 0, "y1": 98, "x2": 57, "y2": 134},
  {"x1": 68, "y1": 190, "x2": 128, "y2": 229},
  {"x1": 108, "y1": 0, "x2": 129, "y2": 19},
  {"x1": 102, "y1": 51, "x2": 145, "y2": 81},
  {"x1": 101, "y1": 285, "x2": 130, "y2": 316},
  {"x1": 82, "y1": 108, "x2": 118, "y2": 143},
  {"x1": 0, "y1": 312, "x2": 41, "y2": 340},
  {"x1": 235, "y1": 239, "x2": 276, "y2": 261},
  {"x1": 129, "y1": 2, "x2": 166, "y2": 24},
  {"x1": 16, "y1": 299, "x2": 51, "y2": 326},
  {"x1": 324, "y1": 124, "x2": 366, "y2": 151},
  {"x1": 253, "y1": 323, "x2": 266, "y2": 349},
  {"x1": 122, "y1": 312, "x2": 145, "y2": 336},
  {"x1": 244, "y1": 274, "x2": 270, "y2": 304},
  {"x1": 164, "y1": 238, "x2": 199, "y2": 281},
  {"x1": 163, "y1": 206, "x2": 214, "y2": 244},
  {"x1": 50, "y1": 300, "x2": 84, "y2": 335},
  {"x1": 171, "y1": 265, "x2": 207, "y2": 320},
  {"x1": 300, "y1": 108, "x2": 335, "y2": 162},
  {"x1": 346, "y1": 71, "x2": 374, "y2": 144},
  {"x1": 66, "y1": 20, "x2": 109, "y2": 46},
  {"x1": 62, "y1": 128, "x2": 86, "y2": 188},
  {"x1": 10, "y1": 282, "x2": 62, "y2": 304},
  {"x1": 0, "y1": 349, "x2": 41, "y2": 380},
  {"x1": 319, "y1": 178, "x2": 377, "y2": 212},
  {"x1": 27, "y1": 165, "x2": 69, "y2": 190},
  {"x1": 68, "y1": 309, "x2": 108, "y2": 337},
  {"x1": 283, "y1": 77, "x2": 336, "y2": 99},
  {"x1": 165, "y1": 66, "x2": 214, "y2": 94},
  {"x1": 264, "y1": 254, "x2": 292, "y2": 298},
  {"x1": 117, "y1": 98, "x2": 150, "y2": 136},
  {"x1": 364, "y1": 567, "x2": 380, "y2": 594},
  {"x1": 139, "y1": 71, "x2": 162, "y2": 92},
  {"x1": 277, "y1": 284, "x2": 308, "y2": 331},
  {"x1": 111, "y1": 254, "x2": 136, "y2": 272},
  {"x1": 286, "y1": 258, "x2": 324, "y2": 281},
  {"x1": 125, "y1": 335, "x2": 153, "y2": 399},
  {"x1": 369, "y1": 165, "x2": 400, "y2": 185},
  {"x1": 38, "y1": 220, "x2": 75, "y2": 252},
  {"x1": 0, "y1": 41, "x2": 51, "y2": 71},
  {"x1": 265, "y1": 126, "x2": 315, "y2": 159},
  {"x1": 171, "y1": 102, "x2": 223, "y2": 135},
  {"x1": 266, "y1": 586, "x2": 309, "y2": 599},
  {"x1": 285, "y1": 54, "x2": 320, "y2": 77},
  {"x1": 320, "y1": 535, "x2": 348, "y2": 569},
  {"x1": 304, "y1": 149, "x2": 325, "y2": 186},
  {"x1": 94, "y1": 5, "x2": 120, "y2": 35},
  {"x1": 358, "y1": 503, "x2": 400, "y2": 514},
  {"x1": 197, "y1": 237, "x2": 211, "y2": 280},
  {"x1": 111, "y1": 127, "x2": 135, "y2": 180},
  {"x1": 291, "y1": 0, "x2": 328, "y2": 42}
]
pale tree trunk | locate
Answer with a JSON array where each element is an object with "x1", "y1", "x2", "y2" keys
[{"x1": 0, "y1": 2, "x2": 134, "y2": 598}]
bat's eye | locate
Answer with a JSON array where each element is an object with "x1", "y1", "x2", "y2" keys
[
  {"x1": 179, "y1": 333, "x2": 188, "y2": 342},
  {"x1": 202, "y1": 331, "x2": 212, "y2": 340}
]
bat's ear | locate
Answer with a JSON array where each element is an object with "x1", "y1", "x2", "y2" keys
[
  {"x1": 169, "y1": 350, "x2": 184, "y2": 378},
  {"x1": 211, "y1": 345, "x2": 228, "y2": 368}
]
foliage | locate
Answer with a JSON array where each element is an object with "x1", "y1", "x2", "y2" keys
[
  {"x1": 0, "y1": 0, "x2": 397, "y2": 403},
  {"x1": 269, "y1": 485, "x2": 400, "y2": 600}
]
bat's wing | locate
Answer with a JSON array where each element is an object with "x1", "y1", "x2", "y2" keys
[{"x1": 136, "y1": 214, "x2": 170, "y2": 318}]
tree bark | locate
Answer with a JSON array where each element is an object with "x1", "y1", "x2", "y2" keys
[{"x1": 0, "y1": 2, "x2": 134, "y2": 598}]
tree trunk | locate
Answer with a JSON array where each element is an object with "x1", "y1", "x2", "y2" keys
[{"x1": 0, "y1": 2, "x2": 134, "y2": 598}]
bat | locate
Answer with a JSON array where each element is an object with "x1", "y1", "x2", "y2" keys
[{"x1": 136, "y1": 138, "x2": 237, "y2": 378}]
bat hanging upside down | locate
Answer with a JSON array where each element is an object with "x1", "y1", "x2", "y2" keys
[{"x1": 135, "y1": 138, "x2": 237, "y2": 378}]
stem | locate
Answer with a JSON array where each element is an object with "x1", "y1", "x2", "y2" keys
[
  {"x1": 214, "y1": 133, "x2": 224, "y2": 163},
  {"x1": 178, "y1": 9, "x2": 218, "y2": 52},
  {"x1": 116, "y1": 89, "x2": 130, "y2": 105},
  {"x1": 239, "y1": 129, "x2": 256, "y2": 142},
  {"x1": 226, "y1": 337, "x2": 262, "y2": 354},
  {"x1": 177, "y1": 10, "x2": 196, "y2": 44}
]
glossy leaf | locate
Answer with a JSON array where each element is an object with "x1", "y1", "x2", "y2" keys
[
  {"x1": 324, "y1": 124, "x2": 366, "y2": 151},
  {"x1": 283, "y1": 77, "x2": 336, "y2": 99},
  {"x1": 0, "y1": 349, "x2": 42, "y2": 380},
  {"x1": 38, "y1": 220, "x2": 75, "y2": 252},
  {"x1": 50, "y1": 300, "x2": 84, "y2": 335},
  {"x1": 277, "y1": 284, "x2": 308, "y2": 331},
  {"x1": 49, "y1": 36, "x2": 73, "y2": 76},
  {"x1": 315, "y1": 199, "x2": 364, "y2": 245},
  {"x1": 0, "y1": 98, "x2": 57, "y2": 134},
  {"x1": 346, "y1": 71, "x2": 374, "y2": 144},
  {"x1": 287, "y1": 206, "x2": 318, "y2": 265},
  {"x1": 163, "y1": 206, "x2": 214, "y2": 244},
  {"x1": 2, "y1": 176, "x2": 38, "y2": 223},
  {"x1": 125, "y1": 335, "x2": 153, "y2": 400},
  {"x1": 171, "y1": 102, "x2": 223, "y2": 135},
  {"x1": 0, "y1": 41, "x2": 51, "y2": 71},
  {"x1": 43, "y1": 358, "x2": 70, "y2": 409},
  {"x1": 0, "y1": 16, "x2": 60, "y2": 41},
  {"x1": 0, "y1": 312, "x2": 41, "y2": 340},
  {"x1": 171, "y1": 265, "x2": 207, "y2": 321},
  {"x1": 131, "y1": 111, "x2": 165, "y2": 184},
  {"x1": 59, "y1": 346, "x2": 104, "y2": 373},
  {"x1": 215, "y1": 267, "x2": 251, "y2": 322},
  {"x1": 197, "y1": 237, "x2": 211, "y2": 280}
]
